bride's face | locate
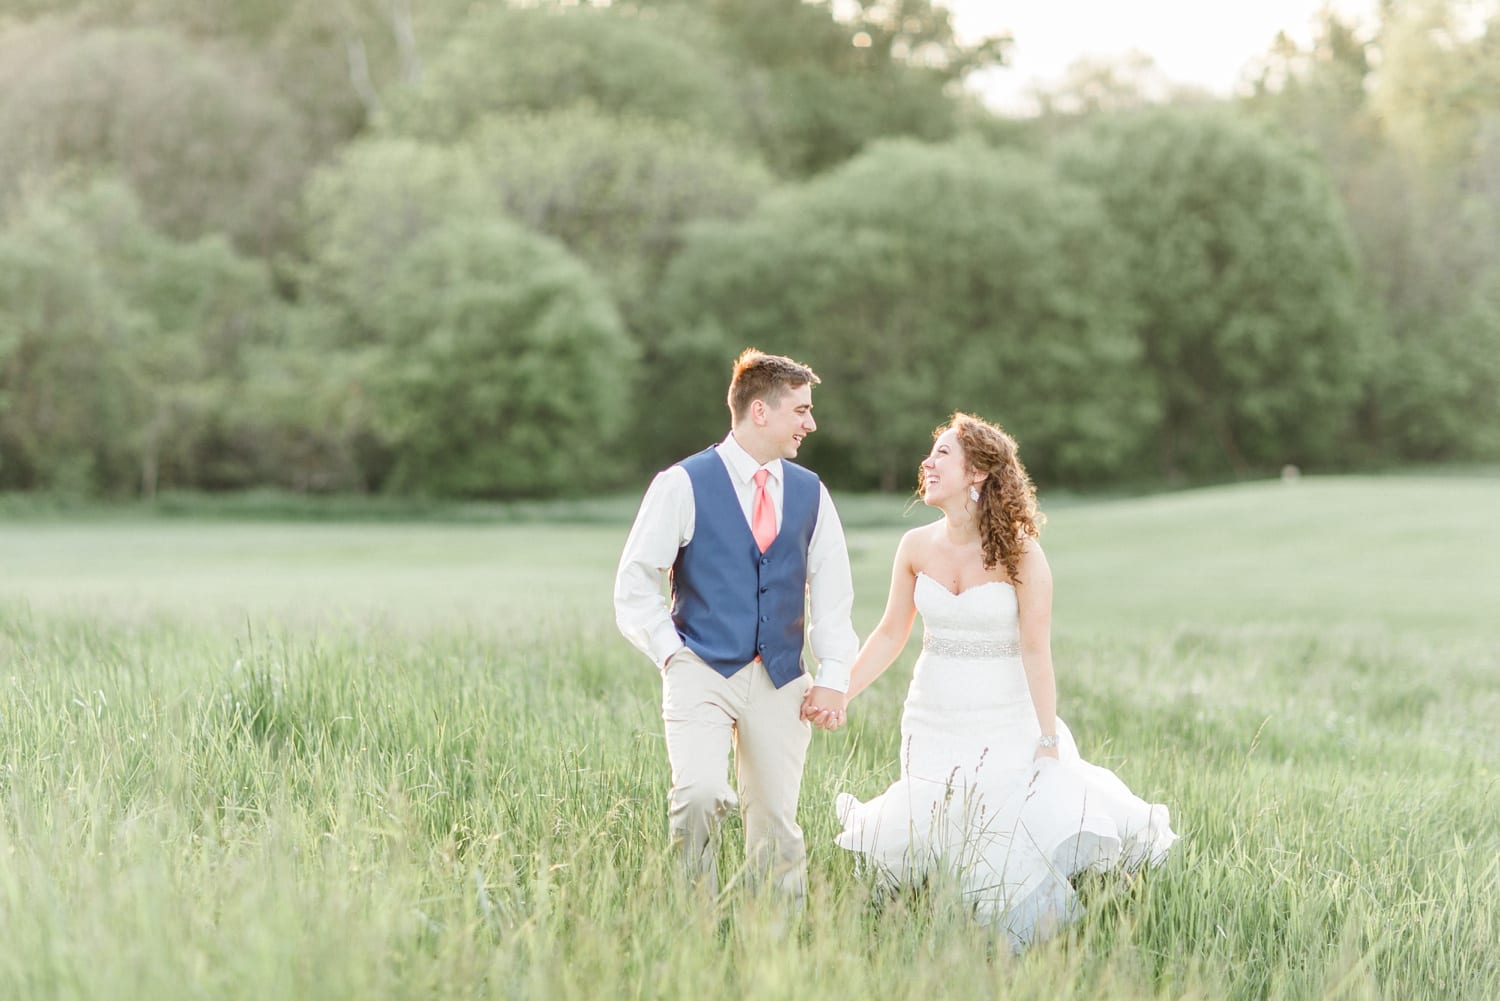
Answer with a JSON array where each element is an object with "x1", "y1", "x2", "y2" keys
[{"x1": 919, "y1": 428, "x2": 979, "y2": 507}]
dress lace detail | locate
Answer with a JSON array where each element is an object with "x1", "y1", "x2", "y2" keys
[{"x1": 833, "y1": 571, "x2": 1178, "y2": 951}]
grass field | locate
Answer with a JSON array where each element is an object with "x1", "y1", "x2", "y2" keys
[{"x1": 2, "y1": 476, "x2": 1497, "y2": 999}]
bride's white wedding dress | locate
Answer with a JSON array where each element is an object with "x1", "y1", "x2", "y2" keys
[{"x1": 834, "y1": 571, "x2": 1177, "y2": 950}]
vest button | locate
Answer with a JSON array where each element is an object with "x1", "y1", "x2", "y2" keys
[
  {"x1": 759, "y1": 586, "x2": 768, "y2": 594},
  {"x1": 760, "y1": 557, "x2": 770, "y2": 566},
  {"x1": 760, "y1": 615, "x2": 769, "y2": 623}
]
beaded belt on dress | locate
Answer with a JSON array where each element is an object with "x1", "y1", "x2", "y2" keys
[{"x1": 920, "y1": 633, "x2": 1021, "y2": 658}]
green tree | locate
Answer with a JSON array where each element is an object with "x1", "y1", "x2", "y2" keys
[
  {"x1": 108, "y1": 211, "x2": 282, "y2": 496},
  {"x1": 364, "y1": 221, "x2": 637, "y2": 496},
  {"x1": 1247, "y1": 8, "x2": 1500, "y2": 463},
  {"x1": 298, "y1": 138, "x2": 638, "y2": 495},
  {"x1": 384, "y1": 5, "x2": 749, "y2": 145},
  {"x1": 299, "y1": 138, "x2": 496, "y2": 340},
  {"x1": 232, "y1": 307, "x2": 397, "y2": 494},
  {"x1": 1372, "y1": 0, "x2": 1500, "y2": 175},
  {"x1": 0, "y1": 180, "x2": 277, "y2": 495},
  {"x1": 1366, "y1": 127, "x2": 1500, "y2": 461},
  {"x1": 1366, "y1": 3, "x2": 1500, "y2": 459},
  {"x1": 0, "y1": 189, "x2": 137, "y2": 494},
  {"x1": 1244, "y1": 14, "x2": 1379, "y2": 181},
  {"x1": 295, "y1": 138, "x2": 496, "y2": 490},
  {"x1": 465, "y1": 107, "x2": 772, "y2": 325},
  {"x1": 640, "y1": 0, "x2": 1007, "y2": 176},
  {"x1": 660, "y1": 140, "x2": 1150, "y2": 488},
  {"x1": 0, "y1": 25, "x2": 312, "y2": 254},
  {"x1": 7, "y1": 0, "x2": 452, "y2": 150},
  {"x1": 1059, "y1": 109, "x2": 1369, "y2": 478},
  {"x1": 465, "y1": 109, "x2": 774, "y2": 473}
]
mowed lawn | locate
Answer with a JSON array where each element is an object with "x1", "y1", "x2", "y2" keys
[{"x1": 1, "y1": 476, "x2": 1496, "y2": 1000}]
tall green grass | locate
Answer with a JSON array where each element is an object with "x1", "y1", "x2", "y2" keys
[{"x1": 1, "y1": 476, "x2": 1496, "y2": 999}]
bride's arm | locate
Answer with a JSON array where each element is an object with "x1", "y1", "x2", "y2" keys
[
  {"x1": 846, "y1": 530, "x2": 921, "y2": 702},
  {"x1": 1015, "y1": 538, "x2": 1060, "y2": 758}
]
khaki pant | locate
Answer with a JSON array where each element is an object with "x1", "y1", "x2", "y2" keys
[{"x1": 661, "y1": 648, "x2": 813, "y2": 898}]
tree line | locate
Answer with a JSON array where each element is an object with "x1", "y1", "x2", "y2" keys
[{"x1": 1, "y1": 0, "x2": 1496, "y2": 497}]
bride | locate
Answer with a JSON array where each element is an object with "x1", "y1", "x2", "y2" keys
[{"x1": 807, "y1": 413, "x2": 1177, "y2": 950}]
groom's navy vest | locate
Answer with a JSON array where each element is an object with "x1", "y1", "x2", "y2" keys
[{"x1": 671, "y1": 447, "x2": 820, "y2": 689}]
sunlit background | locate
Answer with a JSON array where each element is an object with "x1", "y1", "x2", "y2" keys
[{"x1": 946, "y1": 0, "x2": 1381, "y2": 114}]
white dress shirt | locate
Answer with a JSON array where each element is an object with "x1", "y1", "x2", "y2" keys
[{"x1": 614, "y1": 432, "x2": 859, "y2": 692}]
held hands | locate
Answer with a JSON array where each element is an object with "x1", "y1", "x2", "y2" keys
[{"x1": 801, "y1": 686, "x2": 847, "y2": 731}]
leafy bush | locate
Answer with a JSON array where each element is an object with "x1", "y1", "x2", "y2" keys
[{"x1": 660, "y1": 140, "x2": 1152, "y2": 487}]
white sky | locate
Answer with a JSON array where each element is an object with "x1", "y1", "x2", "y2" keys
[{"x1": 938, "y1": 0, "x2": 1377, "y2": 114}]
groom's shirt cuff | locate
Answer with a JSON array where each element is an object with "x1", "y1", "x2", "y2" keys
[
  {"x1": 810, "y1": 660, "x2": 850, "y2": 694},
  {"x1": 649, "y1": 629, "x2": 686, "y2": 671}
]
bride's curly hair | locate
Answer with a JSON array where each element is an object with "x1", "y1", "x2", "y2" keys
[{"x1": 923, "y1": 413, "x2": 1044, "y2": 584}]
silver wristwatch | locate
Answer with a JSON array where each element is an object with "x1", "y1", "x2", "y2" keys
[{"x1": 1037, "y1": 734, "x2": 1060, "y2": 748}]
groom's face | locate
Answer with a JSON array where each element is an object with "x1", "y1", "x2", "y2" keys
[{"x1": 762, "y1": 383, "x2": 817, "y2": 460}]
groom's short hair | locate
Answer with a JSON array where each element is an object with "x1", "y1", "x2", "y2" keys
[{"x1": 728, "y1": 348, "x2": 820, "y2": 422}]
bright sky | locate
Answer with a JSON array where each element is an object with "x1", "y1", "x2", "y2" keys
[{"x1": 939, "y1": 0, "x2": 1377, "y2": 114}]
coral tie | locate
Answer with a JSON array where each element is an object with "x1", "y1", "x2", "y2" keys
[{"x1": 752, "y1": 469, "x2": 777, "y2": 552}]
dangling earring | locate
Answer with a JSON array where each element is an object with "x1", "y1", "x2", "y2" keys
[{"x1": 969, "y1": 485, "x2": 980, "y2": 503}]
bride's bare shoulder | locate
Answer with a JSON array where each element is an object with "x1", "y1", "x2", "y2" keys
[
  {"x1": 900, "y1": 522, "x2": 940, "y2": 553},
  {"x1": 1015, "y1": 534, "x2": 1052, "y2": 583},
  {"x1": 894, "y1": 523, "x2": 938, "y2": 574},
  {"x1": 903, "y1": 521, "x2": 940, "y2": 542}
]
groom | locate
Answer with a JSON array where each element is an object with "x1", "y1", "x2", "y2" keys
[{"x1": 614, "y1": 348, "x2": 856, "y2": 897}]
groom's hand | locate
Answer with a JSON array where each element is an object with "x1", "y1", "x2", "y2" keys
[{"x1": 802, "y1": 686, "x2": 847, "y2": 731}]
